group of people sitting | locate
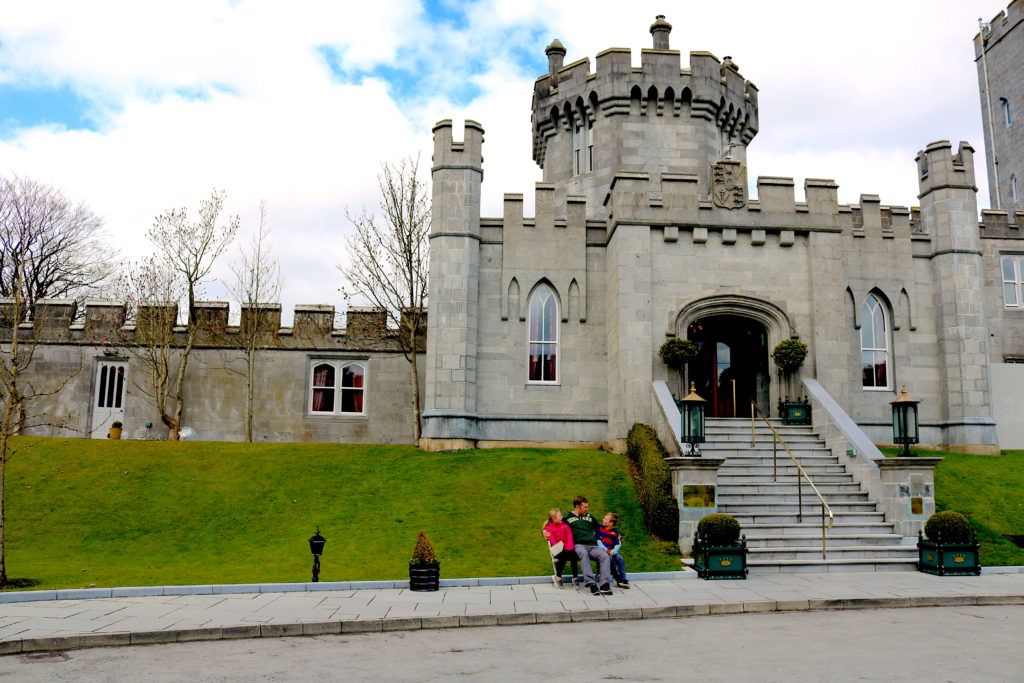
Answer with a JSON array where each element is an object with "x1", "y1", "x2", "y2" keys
[{"x1": 543, "y1": 495, "x2": 630, "y2": 595}]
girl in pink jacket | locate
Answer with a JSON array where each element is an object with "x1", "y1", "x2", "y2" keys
[{"x1": 544, "y1": 509, "x2": 579, "y2": 588}]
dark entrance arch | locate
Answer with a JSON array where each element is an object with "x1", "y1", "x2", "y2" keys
[{"x1": 687, "y1": 315, "x2": 769, "y2": 418}]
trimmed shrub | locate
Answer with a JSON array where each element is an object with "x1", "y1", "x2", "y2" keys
[
  {"x1": 924, "y1": 511, "x2": 972, "y2": 544},
  {"x1": 410, "y1": 530, "x2": 438, "y2": 565},
  {"x1": 697, "y1": 513, "x2": 741, "y2": 545},
  {"x1": 626, "y1": 423, "x2": 679, "y2": 540}
]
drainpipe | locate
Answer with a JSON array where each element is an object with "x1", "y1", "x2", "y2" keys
[{"x1": 979, "y1": 18, "x2": 1002, "y2": 210}]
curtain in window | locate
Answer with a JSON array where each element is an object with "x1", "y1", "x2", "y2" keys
[
  {"x1": 312, "y1": 364, "x2": 335, "y2": 412},
  {"x1": 341, "y1": 364, "x2": 364, "y2": 413}
]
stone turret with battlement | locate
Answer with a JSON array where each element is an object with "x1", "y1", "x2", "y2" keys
[{"x1": 532, "y1": 15, "x2": 759, "y2": 218}]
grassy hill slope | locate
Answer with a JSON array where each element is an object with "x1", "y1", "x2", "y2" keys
[{"x1": 3, "y1": 438, "x2": 680, "y2": 590}]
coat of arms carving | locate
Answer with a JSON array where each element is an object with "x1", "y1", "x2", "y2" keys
[{"x1": 711, "y1": 159, "x2": 746, "y2": 209}]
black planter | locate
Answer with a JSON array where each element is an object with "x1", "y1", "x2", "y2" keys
[
  {"x1": 409, "y1": 562, "x2": 440, "y2": 591},
  {"x1": 778, "y1": 399, "x2": 812, "y2": 425},
  {"x1": 692, "y1": 535, "x2": 748, "y2": 580},
  {"x1": 917, "y1": 532, "x2": 981, "y2": 576}
]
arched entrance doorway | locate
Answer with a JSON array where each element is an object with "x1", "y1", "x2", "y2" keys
[{"x1": 688, "y1": 315, "x2": 769, "y2": 417}]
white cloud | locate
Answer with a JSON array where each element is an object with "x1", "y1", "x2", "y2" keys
[{"x1": 0, "y1": 0, "x2": 997, "y2": 322}]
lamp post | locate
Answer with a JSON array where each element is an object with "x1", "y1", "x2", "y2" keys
[
  {"x1": 308, "y1": 527, "x2": 326, "y2": 582},
  {"x1": 891, "y1": 384, "x2": 920, "y2": 457},
  {"x1": 680, "y1": 381, "x2": 707, "y2": 456}
]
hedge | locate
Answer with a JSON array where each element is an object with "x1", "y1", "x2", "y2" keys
[{"x1": 625, "y1": 423, "x2": 679, "y2": 540}]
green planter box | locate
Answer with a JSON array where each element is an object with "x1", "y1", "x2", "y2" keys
[
  {"x1": 409, "y1": 562, "x2": 441, "y2": 591},
  {"x1": 693, "y1": 537, "x2": 748, "y2": 580},
  {"x1": 917, "y1": 534, "x2": 981, "y2": 576},
  {"x1": 780, "y1": 401, "x2": 811, "y2": 426}
]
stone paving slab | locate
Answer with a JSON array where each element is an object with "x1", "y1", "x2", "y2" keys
[{"x1": 0, "y1": 571, "x2": 1020, "y2": 654}]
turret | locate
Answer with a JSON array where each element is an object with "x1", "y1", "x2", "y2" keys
[{"x1": 531, "y1": 15, "x2": 759, "y2": 219}]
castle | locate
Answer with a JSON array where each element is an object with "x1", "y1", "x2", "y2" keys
[{"x1": 8, "y1": 12, "x2": 1024, "y2": 454}]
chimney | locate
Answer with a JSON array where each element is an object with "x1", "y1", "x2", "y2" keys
[{"x1": 650, "y1": 15, "x2": 672, "y2": 50}]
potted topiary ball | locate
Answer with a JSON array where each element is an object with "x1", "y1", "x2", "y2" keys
[
  {"x1": 772, "y1": 339, "x2": 810, "y2": 424},
  {"x1": 660, "y1": 338, "x2": 698, "y2": 398},
  {"x1": 109, "y1": 421, "x2": 123, "y2": 440},
  {"x1": 917, "y1": 511, "x2": 981, "y2": 576},
  {"x1": 692, "y1": 513, "x2": 747, "y2": 580},
  {"x1": 409, "y1": 530, "x2": 441, "y2": 591}
]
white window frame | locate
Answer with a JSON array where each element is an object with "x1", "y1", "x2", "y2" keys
[
  {"x1": 572, "y1": 118, "x2": 583, "y2": 176},
  {"x1": 1002, "y1": 255, "x2": 1024, "y2": 308},
  {"x1": 586, "y1": 117, "x2": 594, "y2": 173},
  {"x1": 572, "y1": 115, "x2": 594, "y2": 176},
  {"x1": 1003, "y1": 98, "x2": 1013, "y2": 127},
  {"x1": 861, "y1": 294, "x2": 891, "y2": 391},
  {"x1": 308, "y1": 359, "x2": 367, "y2": 415},
  {"x1": 527, "y1": 284, "x2": 559, "y2": 384}
]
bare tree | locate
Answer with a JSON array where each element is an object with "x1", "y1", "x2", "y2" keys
[
  {"x1": 0, "y1": 231, "x2": 82, "y2": 587},
  {"x1": 339, "y1": 156, "x2": 429, "y2": 442},
  {"x1": 116, "y1": 191, "x2": 239, "y2": 440},
  {"x1": 227, "y1": 201, "x2": 281, "y2": 442},
  {"x1": 0, "y1": 175, "x2": 112, "y2": 317}
]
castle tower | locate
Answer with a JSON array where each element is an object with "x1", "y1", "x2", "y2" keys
[
  {"x1": 531, "y1": 15, "x2": 759, "y2": 219},
  {"x1": 975, "y1": 0, "x2": 1023, "y2": 213},
  {"x1": 421, "y1": 120, "x2": 484, "y2": 449},
  {"x1": 916, "y1": 140, "x2": 999, "y2": 453}
]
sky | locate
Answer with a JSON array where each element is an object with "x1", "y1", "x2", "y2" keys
[{"x1": 0, "y1": 1, "x2": 1005, "y2": 325}]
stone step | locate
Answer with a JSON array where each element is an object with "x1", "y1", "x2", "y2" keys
[
  {"x1": 705, "y1": 433, "x2": 824, "y2": 444},
  {"x1": 729, "y1": 511, "x2": 886, "y2": 524},
  {"x1": 718, "y1": 464, "x2": 849, "y2": 475},
  {"x1": 747, "y1": 558, "x2": 918, "y2": 574},
  {"x1": 718, "y1": 473, "x2": 855, "y2": 484},
  {"x1": 742, "y1": 522, "x2": 897, "y2": 535},
  {"x1": 718, "y1": 492, "x2": 870, "y2": 504},
  {"x1": 703, "y1": 449, "x2": 836, "y2": 459},
  {"x1": 719, "y1": 482, "x2": 864, "y2": 494},
  {"x1": 723, "y1": 502, "x2": 878, "y2": 515},
  {"x1": 748, "y1": 546, "x2": 917, "y2": 561},
  {"x1": 745, "y1": 534, "x2": 905, "y2": 548}
]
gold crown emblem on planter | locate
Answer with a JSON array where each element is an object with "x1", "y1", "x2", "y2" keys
[
  {"x1": 953, "y1": 554, "x2": 966, "y2": 563},
  {"x1": 926, "y1": 553, "x2": 935, "y2": 561},
  {"x1": 720, "y1": 558, "x2": 732, "y2": 567}
]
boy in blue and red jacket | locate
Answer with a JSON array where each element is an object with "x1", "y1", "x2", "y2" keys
[{"x1": 597, "y1": 513, "x2": 630, "y2": 589}]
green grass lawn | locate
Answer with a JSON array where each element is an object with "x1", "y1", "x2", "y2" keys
[
  {"x1": 3, "y1": 438, "x2": 680, "y2": 591},
  {"x1": 881, "y1": 447, "x2": 1024, "y2": 566}
]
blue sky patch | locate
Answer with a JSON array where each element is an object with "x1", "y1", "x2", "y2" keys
[
  {"x1": 0, "y1": 83, "x2": 98, "y2": 138},
  {"x1": 423, "y1": 0, "x2": 468, "y2": 29}
]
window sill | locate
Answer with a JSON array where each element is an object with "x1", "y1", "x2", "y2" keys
[
  {"x1": 306, "y1": 413, "x2": 369, "y2": 420},
  {"x1": 526, "y1": 381, "x2": 561, "y2": 388},
  {"x1": 862, "y1": 387, "x2": 892, "y2": 393}
]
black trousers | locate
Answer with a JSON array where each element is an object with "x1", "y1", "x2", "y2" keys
[{"x1": 553, "y1": 549, "x2": 579, "y2": 578}]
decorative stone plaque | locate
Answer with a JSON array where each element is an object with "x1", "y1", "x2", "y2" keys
[{"x1": 711, "y1": 158, "x2": 746, "y2": 209}]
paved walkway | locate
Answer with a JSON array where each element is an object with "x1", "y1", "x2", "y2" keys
[{"x1": 0, "y1": 571, "x2": 1021, "y2": 655}]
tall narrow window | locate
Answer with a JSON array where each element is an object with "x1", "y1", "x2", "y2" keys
[
  {"x1": 1012, "y1": 174, "x2": 1019, "y2": 204},
  {"x1": 1003, "y1": 256, "x2": 1024, "y2": 308},
  {"x1": 311, "y1": 363, "x2": 336, "y2": 412},
  {"x1": 1003, "y1": 98, "x2": 1013, "y2": 126},
  {"x1": 528, "y1": 284, "x2": 558, "y2": 383},
  {"x1": 861, "y1": 294, "x2": 890, "y2": 390},
  {"x1": 340, "y1": 363, "x2": 365, "y2": 413},
  {"x1": 572, "y1": 119, "x2": 583, "y2": 176},
  {"x1": 586, "y1": 118, "x2": 594, "y2": 172}
]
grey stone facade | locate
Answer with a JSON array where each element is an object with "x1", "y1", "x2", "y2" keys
[
  {"x1": 976, "y1": 0, "x2": 1024, "y2": 214},
  {"x1": 422, "y1": 16, "x2": 1022, "y2": 454}
]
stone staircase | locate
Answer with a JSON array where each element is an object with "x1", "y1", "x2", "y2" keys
[{"x1": 705, "y1": 417, "x2": 917, "y2": 574}]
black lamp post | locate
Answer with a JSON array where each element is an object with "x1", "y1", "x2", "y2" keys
[
  {"x1": 308, "y1": 527, "x2": 326, "y2": 582},
  {"x1": 891, "y1": 384, "x2": 920, "y2": 457},
  {"x1": 680, "y1": 381, "x2": 707, "y2": 456}
]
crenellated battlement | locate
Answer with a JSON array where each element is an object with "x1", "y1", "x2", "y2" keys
[
  {"x1": 0, "y1": 299, "x2": 423, "y2": 351},
  {"x1": 432, "y1": 119, "x2": 484, "y2": 174},
  {"x1": 979, "y1": 208, "x2": 1024, "y2": 238},
  {"x1": 916, "y1": 140, "x2": 977, "y2": 198},
  {"x1": 532, "y1": 16, "x2": 759, "y2": 171},
  {"x1": 974, "y1": 0, "x2": 1023, "y2": 57}
]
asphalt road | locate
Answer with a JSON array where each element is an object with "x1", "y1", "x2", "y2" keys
[{"x1": 1, "y1": 606, "x2": 1021, "y2": 682}]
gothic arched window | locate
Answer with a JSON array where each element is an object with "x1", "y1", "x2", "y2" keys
[
  {"x1": 528, "y1": 284, "x2": 558, "y2": 383},
  {"x1": 861, "y1": 294, "x2": 890, "y2": 390},
  {"x1": 310, "y1": 360, "x2": 366, "y2": 414}
]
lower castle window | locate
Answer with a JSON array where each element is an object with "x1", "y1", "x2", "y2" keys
[{"x1": 310, "y1": 360, "x2": 365, "y2": 414}]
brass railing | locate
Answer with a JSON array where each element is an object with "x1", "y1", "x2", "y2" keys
[{"x1": 750, "y1": 401, "x2": 834, "y2": 559}]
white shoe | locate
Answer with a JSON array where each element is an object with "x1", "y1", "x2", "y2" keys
[{"x1": 552, "y1": 575, "x2": 560, "y2": 588}]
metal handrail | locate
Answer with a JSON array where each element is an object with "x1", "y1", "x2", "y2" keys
[{"x1": 750, "y1": 401, "x2": 834, "y2": 559}]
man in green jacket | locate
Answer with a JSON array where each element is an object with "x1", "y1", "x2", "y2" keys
[{"x1": 563, "y1": 495, "x2": 613, "y2": 595}]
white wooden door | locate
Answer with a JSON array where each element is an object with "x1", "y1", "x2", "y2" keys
[{"x1": 90, "y1": 360, "x2": 127, "y2": 438}]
